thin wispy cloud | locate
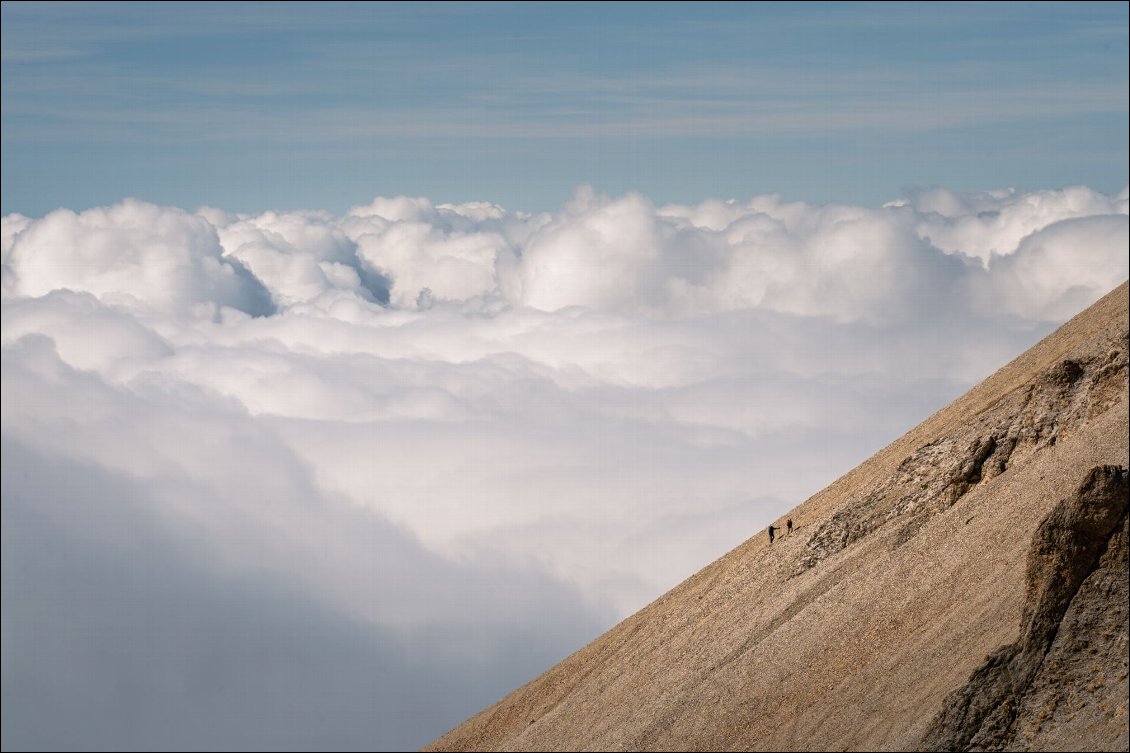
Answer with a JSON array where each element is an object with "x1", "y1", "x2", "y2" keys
[
  {"x1": 6, "y1": 52, "x2": 1125, "y2": 141},
  {"x1": 3, "y1": 3, "x2": 1126, "y2": 214}
]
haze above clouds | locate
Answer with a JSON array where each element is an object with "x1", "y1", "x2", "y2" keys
[{"x1": 3, "y1": 185, "x2": 1128, "y2": 750}]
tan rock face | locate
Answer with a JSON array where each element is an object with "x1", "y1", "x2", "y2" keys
[{"x1": 427, "y1": 282, "x2": 1130, "y2": 753}]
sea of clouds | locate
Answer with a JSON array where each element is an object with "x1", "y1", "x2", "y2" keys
[{"x1": 2, "y1": 185, "x2": 1127, "y2": 750}]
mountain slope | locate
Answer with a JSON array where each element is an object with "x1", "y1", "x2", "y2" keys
[{"x1": 427, "y1": 281, "x2": 1129, "y2": 752}]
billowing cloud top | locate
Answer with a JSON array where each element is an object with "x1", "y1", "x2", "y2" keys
[
  {"x1": 6, "y1": 185, "x2": 1126, "y2": 322},
  {"x1": 2, "y1": 186, "x2": 1127, "y2": 750}
]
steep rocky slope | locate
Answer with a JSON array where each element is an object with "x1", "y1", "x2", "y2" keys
[{"x1": 428, "y1": 281, "x2": 1129, "y2": 753}]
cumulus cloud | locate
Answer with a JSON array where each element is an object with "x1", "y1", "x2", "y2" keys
[
  {"x1": 896, "y1": 184, "x2": 1129, "y2": 264},
  {"x1": 2, "y1": 185, "x2": 1127, "y2": 750},
  {"x1": 2, "y1": 200, "x2": 274, "y2": 317},
  {"x1": 214, "y1": 209, "x2": 376, "y2": 308},
  {"x1": 978, "y1": 214, "x2": 1130, "y2": 320},
  {"x1": 4, "y1": 185, "x2": 1126, "y2": 323}
]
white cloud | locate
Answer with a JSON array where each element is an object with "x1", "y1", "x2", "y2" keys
[
  {"x1": 2, "y1": 185, "x2": 1127, "y2": 750},
  {"x1": 2, "y1": 199, "x2": 273, "y2": 317},
  {"x1": 6, "y1": 186, "x2": 1125, "y2": 324},
  {"x1": 215, "y1": 209, "x2": 376, "y2": 307},
  {"x1": 353, "y1": 220, "x2": 513, "y2": 309},
  {"x1": 1, "y1": 336, "x2": 603, "y2": 751},
  {"x1": 900, "y1": 184, "x2": 1129, "y2": 264},
  {"x1": 977, "y1": 213, "x2": 1130, "y2": 321}
]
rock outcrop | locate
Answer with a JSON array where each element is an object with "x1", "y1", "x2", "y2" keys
[
  {"x1": 921, "y1": 465, "x2": 1129, "y2": 752},
  {"x1": 427, "y1": 281, "x2": 1130, "y2": 753},
  {"x1": 797, "y1": 340, "x2": 1127, "y2": 575}
]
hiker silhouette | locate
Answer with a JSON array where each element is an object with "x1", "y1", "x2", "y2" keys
[
  {"x1": 786, "y1": 518, "x2": 793, "y2": 535},
  {"x1": 768, "y1": 525, "x2": 777, "y2": 544}
]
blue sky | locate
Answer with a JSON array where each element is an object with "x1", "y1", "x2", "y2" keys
[{"x1": 2, "y1": 2, "x2": 1127, "y2": 216}]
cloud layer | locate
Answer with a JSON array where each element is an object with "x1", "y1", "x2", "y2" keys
[{"x1": 2, "y1": 185, "x2": 1127, "y2": 750}]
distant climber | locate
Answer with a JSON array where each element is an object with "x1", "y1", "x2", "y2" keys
[
  {"x1": 786, "y1": 518, "x2": 793, "y2": 535},
  {"x1": 768, "y1": 525, "x2": 777, "y2": 544}
]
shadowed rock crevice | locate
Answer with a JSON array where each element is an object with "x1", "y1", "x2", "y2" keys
[{"x1": 919, "y1": 465, "x2": 1129, "y2": 752}]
